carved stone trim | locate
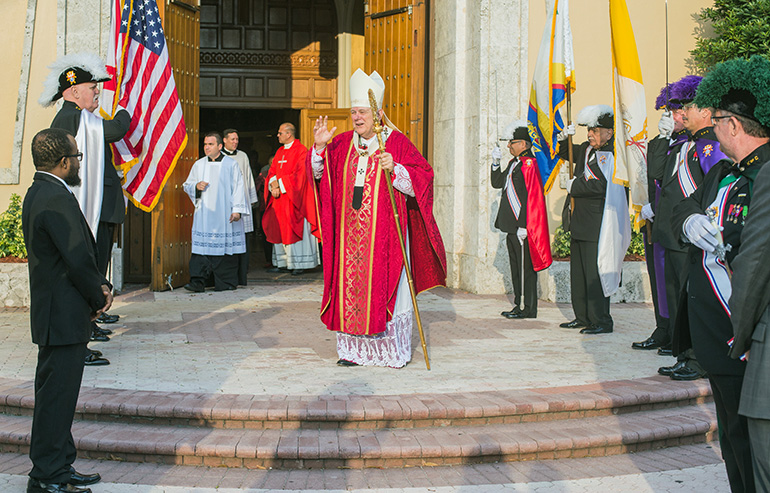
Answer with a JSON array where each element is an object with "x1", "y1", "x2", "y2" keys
[{"x1": 200, "y1": 50, "x2": 338, "y2": 69}]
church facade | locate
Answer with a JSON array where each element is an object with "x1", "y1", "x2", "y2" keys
[{"x1": 1, "y1": 0, "x2": 710, "y2": 293}]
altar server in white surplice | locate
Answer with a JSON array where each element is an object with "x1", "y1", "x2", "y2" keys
[{"x1": 183, "y1": 131, "x2": 250, "y2": 292}]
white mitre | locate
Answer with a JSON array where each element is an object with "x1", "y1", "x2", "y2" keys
[{"x1": 349, "y1": 69, "x2": 385, "y2": 109}]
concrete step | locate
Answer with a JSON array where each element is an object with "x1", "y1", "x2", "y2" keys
[
  {"x1": 0, "y1": 376, "x2": 712, "y2": 430},
  {"x1": 0, "y1": 402, "x2": 717, "y2": 469}
]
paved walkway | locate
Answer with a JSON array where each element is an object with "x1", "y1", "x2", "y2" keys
[{"x1": 0, "y1": 277, "x2": 730, "y2": 491}]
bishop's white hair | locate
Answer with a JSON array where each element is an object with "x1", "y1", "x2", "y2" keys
[
  {"x1": 39, "y1": 52, "x2": 109, "y2": 107},
  {"x1": 501, "y1": 119, "x2": 529, "y2": 140},
  {"x1": 576, "y1": 104, "x2": 613, "y2": 127}
]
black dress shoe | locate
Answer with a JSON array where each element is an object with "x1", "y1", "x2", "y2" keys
[
  {"x1": 89, "y1": 333, "x2": 109, "y2": 342},
  {"x1": 27, "y1": 478, "x2": 91, "y2": 492},
  {"x1": 580, "y1": 325, "x2": 613, "y2": 334},
  {"x1": 336, "y1": 359, "x2": 359, "y2": 367},
  {"x1": 84, "y1": 353, "x2": 110, "y2": 366},
  {"x1": 657, "y1": 344, "x2": 673, "y2": 356},
  {"x1": 291, "y1": 269, "x2": 305, "y2": 276},
  {"x1": 88, "y1": 348, "x2": 102, "y2": 358},
  {"x1": 266, "y1": 267, "x2": 288, "y2": 273},
  {"x1": 501, "y1": 307, "x2": 523, "y2": 318},
  {"x1": 93, "y1": 326, "x2": 112, "y2": 336},
  {"x1": 183, "y1": 283, "x2": 204, "y2": 293},
  {"x1": 69, "y1": 468, "x2": 101, "y2": 486},
  {"x1": 559, "y1": 319, "x2": 587, "y2": 329},
  {"x1": 95, "y1": 313, "x2": 119, "y2": 324},
  {"x1": 631, "y1": 336, "x2": 664, "y2": 350},
  {"x1": 658, "y1": 361, "x2": 686, "y2": 376},
  {"x1": 507, "y1": 312, "x2": 536, "y2": 319},
  {"x1": 671, "y1": 366, "x2": 707, "y2": 380}
]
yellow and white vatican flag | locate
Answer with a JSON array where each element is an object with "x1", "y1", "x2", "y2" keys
[{"x1": 610, "y1": 0, "x2": 648, "y2": 227}]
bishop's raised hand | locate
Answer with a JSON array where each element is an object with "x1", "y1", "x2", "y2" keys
[{"x1": 314, "y1": 116, "x2": 337, "y2": 151}]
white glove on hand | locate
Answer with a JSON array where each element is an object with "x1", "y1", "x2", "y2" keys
[
  {"x1": 491, "y1": 145, "x2": 502, "y2": 162},
  {"x1": 658, "y1": 110, "x2": 674, "y2": 139},
  {"x1": 641, "y1": 203, "x2": 655, "y2": 221},
  {"x1": 566, "y1": 177, "x2": 576, "y2": 193},
  {"x1": 683, "y1": 214, "x2": 719, "y2": 253},
  {"x1": 517, "y1": 227, "x2": 528, "y2": 241},
  {"x1": 558, "y1": 124, "x2": 576, "y2": 141}
]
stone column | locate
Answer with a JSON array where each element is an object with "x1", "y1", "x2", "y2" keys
[
  {"x1": 59, "y1": 0, "x2": 112, "y2": 57},
  {"x1": 432, "y1": 0, "x2": 528, "y2": 294}
]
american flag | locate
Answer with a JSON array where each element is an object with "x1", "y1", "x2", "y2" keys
[{"x1": 101, "y1": 0, "x2": 187, "y2": 212}]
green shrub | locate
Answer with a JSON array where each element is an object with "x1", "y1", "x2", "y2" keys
[
  {"x1": 0, "y1": 194, "x2": 27, "y2": 259},
  {"x1": 551, "y1": 221, "x2": 645, "y2": 259}
]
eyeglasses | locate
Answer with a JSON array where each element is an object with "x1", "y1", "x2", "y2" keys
[
  {"x1": 711, "y1": 115, "x2": 733, "y2": 125},
  {"x1": 682, "y1": 102, "x2": 696, "y2": 110},
  {"x1": 61, "y1": 152, "x2": 83, "y2": 162}
]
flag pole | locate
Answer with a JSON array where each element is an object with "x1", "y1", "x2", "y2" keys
[
  {"x1": 368, "y1": 89, "x2": 431, "y2": 371},
  {"x1": 566, "y1": 80, "x2": 575, "y2": 215}
]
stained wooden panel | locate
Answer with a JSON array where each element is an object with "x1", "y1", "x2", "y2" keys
[
  {"x1": 299, "y1": 108, "x2": 354, "y2": 153},
  {"x1": 199, "y1": 0, "x2": 338, "y2": 108},
  {"x1": 150, "y1": 2, "x2": 200, "y2": 291},
  {"x1": 364, "y1": 0, "x2": 426, "y2": 152}
]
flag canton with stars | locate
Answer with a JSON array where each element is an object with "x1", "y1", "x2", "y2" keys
[{"x1": 121, "y1": 0, "x2": 165, "y2": 55}]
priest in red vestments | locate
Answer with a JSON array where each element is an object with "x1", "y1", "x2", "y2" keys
[
  {"x1": 309, "y1": 69, "x2": 447, "y2": 368},
  {"x1": 262, "y1": 122, "x2": 319, "y2": 274}
]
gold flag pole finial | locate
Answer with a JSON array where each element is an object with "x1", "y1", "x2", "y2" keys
[{"x1": 367, "y1": 88, "x2": 431, "y2": 370}]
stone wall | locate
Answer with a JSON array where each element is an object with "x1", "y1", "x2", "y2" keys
[
  {"x1": 538, "y1": 261, "x2": 652, "y2": 304},
  {"x1": 0, "y1": 264, "x2": 30, "y2": 307}
]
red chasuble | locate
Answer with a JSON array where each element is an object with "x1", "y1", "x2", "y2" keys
[
  {"x1": 310, "y1": 130, "x2": 447, "y2": 336},
  {"x1": 262, "y1": 140, "x2": 311, "y2": 245},
  {"x1": 521, "y1": 156, "x2": 553, "y2": 272}
]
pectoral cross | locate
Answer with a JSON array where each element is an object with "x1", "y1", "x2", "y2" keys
[{"x1": 277, "y1": 157, "x2": 288, "y2": 169}]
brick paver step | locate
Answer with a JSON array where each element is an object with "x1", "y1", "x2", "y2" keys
[
  {"x1": 0, "y1": 402, "x2": 717, "y2": 469},
  {"x1": 0, "y1": 376, "x2": 712, "y2": 430}
]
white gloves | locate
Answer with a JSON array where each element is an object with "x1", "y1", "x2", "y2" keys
[
  {"x1": 491, "y1": 145, "x2": 502, "y2": 162},
  {"x1": 566, "y1": 177, "x2": 576, "y2": 193},
  {"x1": 641, "y1": 203, "x2": 655, "y2": 221},
  {"x1": 683, "y1": 214, "x2": 719, "y2": 253},
  {"x1": 517, "y1": 227, "x2": 528, "y2": 241},
  {"x1": 558, "y1": 124, "x2": 576, "y2": 141},
  {"x1": 658, "y1": 110, "x2": 674, "y2": 139}
]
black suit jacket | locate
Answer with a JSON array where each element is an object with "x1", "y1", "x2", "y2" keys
[
  {"x1": 51, "y1": 101, "x2": 130, "y2": 224},
  {"x1": 561, "y1": 141, "x2": 611, "y2": 242},
  {"x1": 491, "y1": 151, "x2": 530, "y2": 233},
  {"x1": 22, "y1": 173, "x2": 108, "y2": 346}
]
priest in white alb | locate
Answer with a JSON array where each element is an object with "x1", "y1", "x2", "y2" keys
[
  {"x1": 183, "y1": 132, "x2": 250, "y2": 292},
  {"x1": 222, "y1": 128, "x2": 258, "y2": 285}
]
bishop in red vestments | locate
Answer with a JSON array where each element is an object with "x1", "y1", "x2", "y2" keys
[{"x1": 309, "y1": 69, "x2": 446, "y2": 368}]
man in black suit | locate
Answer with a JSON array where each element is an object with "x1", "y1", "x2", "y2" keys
[
  {"x1": 23, "y1": 128, "x2": 112, "y2": 493},
  {"x1": 41, "y1": 53, "x2": 131, "y2": 361}
]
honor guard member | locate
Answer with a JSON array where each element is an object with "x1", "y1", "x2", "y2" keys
[
  {"x1": 40, "y1": 53, "x2": 131, "y2": 366},
  {"x1": 632, "y1": 83, "x2": 686, "y2": 351},
  {"x1": 558, "y1": 105, "x2": 630, "y2": 335},
  {"x1": 673, "y1": 56, "x2": 770, "y2": 493},
  {"x1": 658, "y1": 76, "x2": 729, "y2": 381},
  {"x1": 490, "y1": 120, "x2": 552, "y2": 319}
]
